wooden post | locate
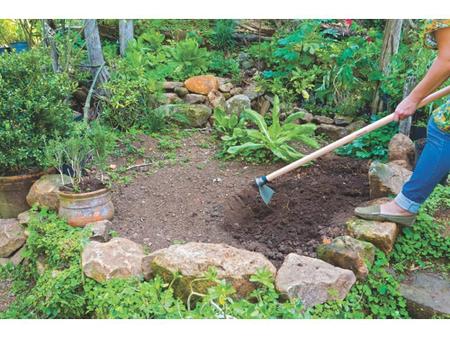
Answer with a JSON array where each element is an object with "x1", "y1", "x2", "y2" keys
[
  {"x1": 119, "y1": 19, "x2": 134, "y2": 57},
  {"x1": 84, "y1": 19, "x2": 110, "y2": 86},
  {"x1": 42, "y1": 20, "x2": 60, "y2": 73},
  {"x1": 399, "y1": 75, "x2": 416, "y2": 136},
  {"x1": 371, "y1": 19, "x2": 404, "y2": 116}
]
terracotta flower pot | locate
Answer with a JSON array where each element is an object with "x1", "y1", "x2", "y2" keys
[
  {"x1": 0, "y1": 171, "x2": 45, "y2": 218},
  {"x1": 57, "y1": 188, "x2": 114, "y2": 227}
]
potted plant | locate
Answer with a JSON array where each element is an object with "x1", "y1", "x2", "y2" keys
[
  {"x1": 45, "y1": 122, "x2": 116, "y2": 227},
  {"x1": 0, "y1": 48, "x2": 75, "y2": 218}
]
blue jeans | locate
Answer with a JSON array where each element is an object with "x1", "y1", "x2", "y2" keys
[{"x1": 395, "y1": 118, "x2": 450, "y2": 213}]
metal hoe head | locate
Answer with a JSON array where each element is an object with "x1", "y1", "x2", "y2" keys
[{"x1": 255, "y1": 176, "x2": 275, "y2": 205}]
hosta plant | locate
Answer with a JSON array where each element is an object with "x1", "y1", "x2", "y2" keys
[{"x1": 227, "y1": 96, "x2": 319, "y2": 162}]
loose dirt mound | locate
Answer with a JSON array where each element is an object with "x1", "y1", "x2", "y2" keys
[{"x1": 222, "y1": 155, "x2": 369, "y2": 267}]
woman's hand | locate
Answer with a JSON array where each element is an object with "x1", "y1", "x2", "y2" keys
[{"x1": 393, "y1": 95, "x2": 421, "y2": 121}]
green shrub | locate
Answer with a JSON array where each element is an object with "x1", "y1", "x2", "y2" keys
[
  {"x1": 208, "y1": 51, "x2": 241, "y2": 80},
  {"x1": 335, "y1": 114, "x2": 397, "y2": 160},
  {"x1": 256, "y1": 20, "x2": 384, "y2": 115},
  {"x1": 210, "y1": 20, "x2": 236, "y2": 51},
  {"x1": 101, "y1": 57, "x2": 164, "y2": 131},
  {"x1": 0, "y1": 48, "x2": 76, "y2": 175}
]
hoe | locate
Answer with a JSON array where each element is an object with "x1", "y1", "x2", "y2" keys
[{"x1": 255, "y1": 85, "x2": 450, "y2": 205}]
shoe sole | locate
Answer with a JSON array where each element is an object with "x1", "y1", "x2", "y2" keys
[{"x1": 354, "y1": 211, "x2": 416, "y2": 227}]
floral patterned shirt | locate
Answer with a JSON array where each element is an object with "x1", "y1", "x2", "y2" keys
[{"x1": 423, "y1": 19, "x2": 450, "y2": 132}]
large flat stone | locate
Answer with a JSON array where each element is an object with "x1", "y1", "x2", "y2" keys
[
  {"x1": 316, "y1": 124, "x2": 348, "y2": 141},
  {"x1": 0, "y1": 219, "x2": 27, "y2": 258},
  {"x1": 399, "y1": 271, "x2": 450, "y2": 318},
  {"x1": 82, "y1": 237, "x2": 144, "y2": 282},
  {"x1": 346, "y1": 217, "x2": 399, "y2": 253},
  {"x1": 143, "y1": 242, "x2": 276, "y2": 300},
  {"x1": 276, "y1": 254, "x2": 356, "y2": 309}
]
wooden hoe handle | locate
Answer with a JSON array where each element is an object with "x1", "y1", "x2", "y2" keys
[{"x1": 266, "y1": 85, "x2": 450, "y2": 182}]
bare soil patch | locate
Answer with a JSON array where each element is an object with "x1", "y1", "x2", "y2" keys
[
  {"x1": 222, "y1": 155, "x2": 369, "y2": 266},
  {"x1": 110, "y1": 132, "x2": 370, "y2": 266}
]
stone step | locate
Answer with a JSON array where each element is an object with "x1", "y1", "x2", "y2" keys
[
  {"x1": 316, "y1": 235, "x2": 375, "y2": 280},
  {"x1": 399, "y1": 271, "x2": 450, "y2": 318},
  {"x1": 346, "y1": 217, "x2": 399, "y2": 253},
  {"x1": 368, "y1": 161, "x2": 411, "y2": 199}
]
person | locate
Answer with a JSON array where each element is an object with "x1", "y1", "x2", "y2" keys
[{"x1": 355, "y1": 20, "x2": 450, "y2": 226}]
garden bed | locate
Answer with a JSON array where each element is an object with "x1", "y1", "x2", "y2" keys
[{"x1": 111, "y1": 132, "x2": 370, "y2": 267}]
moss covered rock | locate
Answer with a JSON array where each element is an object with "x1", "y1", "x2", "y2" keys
[
  {"x1": 317, "y1": 235, "x2": 375, "y2": 280},
  {"x1": 156, "y1": 104, "x2": 212, "y2": 128},
  {"x1": 347, "y1": 217, "x2": 399, "y2": 253},
  {"x1": 142, "y1": 242, "x2": 276, "y2": 301}
]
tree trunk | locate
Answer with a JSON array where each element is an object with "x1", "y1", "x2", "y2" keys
[
  {"x1": 119, "y1": 19, "x2": 134, "y2": 57},
  {"x1": 399, "y1": 75, "x2": 417, "y2": 136},
  {"x1": 84, "y1": 19, "x2": 110, "y2": 86},
  {"x1": 42, "y1": 20, "x2": 60, "y2": 73},
  {"x1": 371, "y1": 19, "x2": 404, "y2": 115}
]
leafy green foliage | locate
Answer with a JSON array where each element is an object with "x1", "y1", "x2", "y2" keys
[
  {"x1": 0, "y1": 48, "x2": 76, "y2": 175},
  {"x1": 208, "y1": 51, "x2": 241, "y2": 81},
  {"x1": 226, "y1": 96, "x2": 319, "y2": 162},
  {"x1": 390, "y1": 185, "x2": 450, "y2": 272},
  {"x1": 315, "y1": 32, "x2": 382, "y2": 114},
  {"x1": 170, "y1": 39, "x2": 209, "y2": 80},
  {"x1": 85, "y1": 277, "x2": 186, "y2": 319},
  {"x1": 45, "y1": 122, "x2": 116, "y2": 191},
  {"x1": 184, "y1": 268, "x2": 304, "y2": 319},
  {"x1": 101, "y1": 56, "x2": 164, "y2": 131},
  {"x1": 0, "y1": 209, "x2": 90, "y2": 318},
  {"x1": 213, "y1": 107, "x2": 244, "y2": 135},
  {"x1": 309, "y1": 251, "x2": 409, "y2": 319},
  {"x1": 0, "y1": 19, "x2": 20, "y2": 44},
  {"x1": 210, "y1": 20, "x2": 236, "y2": 51},
  {"x1": 255, "y1": 20, "x2": 384, "y2": 114},
  {"x1": 336, "y1": 115, "x2": 397, "y2": 160}
]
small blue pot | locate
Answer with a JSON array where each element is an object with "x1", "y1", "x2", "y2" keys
[{"x1": 10, "y1": 41, "x2": 29, "y2": 53}]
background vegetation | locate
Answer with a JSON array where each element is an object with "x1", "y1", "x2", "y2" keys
[{"x1": 0, "y1": 19, "x2": 448, "y2": 319}]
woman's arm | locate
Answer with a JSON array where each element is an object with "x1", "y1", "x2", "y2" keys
[{"x1": 394, "y1": 27, "x2": 450, "y2": 121}]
